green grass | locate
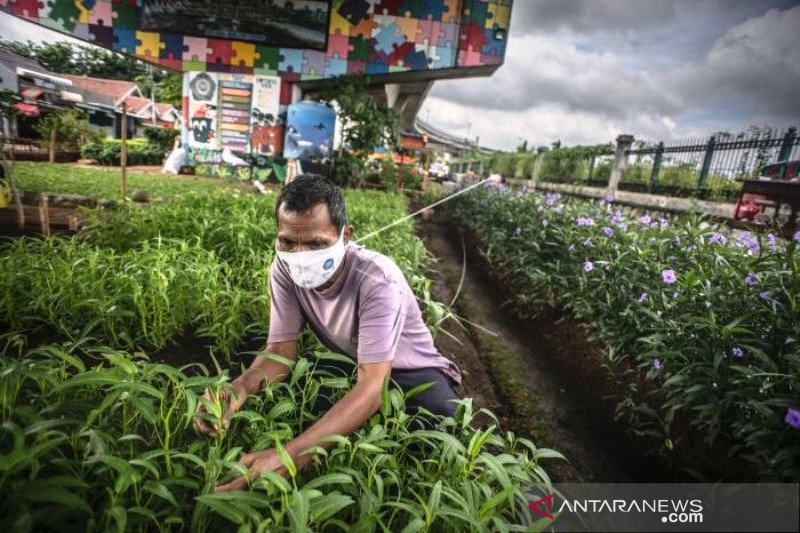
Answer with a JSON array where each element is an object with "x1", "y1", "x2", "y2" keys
[{"x1": 10, "y1": 162, "x2": 238, "y2": 200}]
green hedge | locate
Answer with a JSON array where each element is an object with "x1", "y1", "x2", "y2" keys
[{"x1": 81, "y1": 139, "x2": 167, "y2": 166}]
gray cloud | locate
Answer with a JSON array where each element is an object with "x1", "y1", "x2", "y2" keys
[
  {"x1": 425, "y1": 1, "x2": 800, "y2": 150},
  {"x1": 672, "y1": 6, "x2": 800, "y2": 120},
  {"x1": 431, "y1": 33, "x2": 683, "y2": 118},
  {"x1": 509, "y1": 0, "x2": 677, "y2": 35}
]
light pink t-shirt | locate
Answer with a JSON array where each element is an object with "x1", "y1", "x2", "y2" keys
[{"x1": 267, "y1": 244, "x2": 462, "y2": 384}]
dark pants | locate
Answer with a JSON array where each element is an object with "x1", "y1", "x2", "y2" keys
[{"x1": 308, "y1": 355, "x2": 460, "y2": 421}]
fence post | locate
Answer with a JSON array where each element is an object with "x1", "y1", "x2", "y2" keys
[
  {"x1": 697, "y1": 135, "x2": 716, "y2": 189},
  {"x1": 607, "y1": 134, "x2": 634, "y2": 193},
  {"x1": 587, "y1": 155, "x2": 596, "y2": 180},
  {"x1": 531, "y1": 146, "x2": 547, "y2": 189},
  {"x1": 778, "y1": 127, "x2": 797, "y2": 163},
  {"x1": 649, "y1": 142, "x2": 664, "y2": 192}
]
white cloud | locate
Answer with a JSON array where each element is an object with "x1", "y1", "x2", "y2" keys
[{"x1": 424, "y1": 3, "x2": 800, "y2": 151}]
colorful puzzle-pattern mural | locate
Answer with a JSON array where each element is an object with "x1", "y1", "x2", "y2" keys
[
  {"x1": 1, "y1": 0, "x2": 512, "y2": 95},
  {"x1": 2, "y1": 0, "x2": 511, "y2": 180}
]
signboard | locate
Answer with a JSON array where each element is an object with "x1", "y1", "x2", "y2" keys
[{"x1": 141, "y1": 0, "x2": 332, "y2": 50}]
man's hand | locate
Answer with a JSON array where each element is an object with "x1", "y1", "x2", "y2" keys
[
  {"x1": 214, "y1": 449, "x2": 289, "y2": 492},
  {"x1": 193, "y1": 379, "x2": 249, "y2": 438}
]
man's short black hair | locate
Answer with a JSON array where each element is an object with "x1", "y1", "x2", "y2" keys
[{"x1": 275, "y1": 174, "x2": 347, "y2": 232}]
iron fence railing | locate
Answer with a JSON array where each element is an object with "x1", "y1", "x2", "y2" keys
[{"x1": 621, "y1": 127, "x2": 798, "y2": 201}]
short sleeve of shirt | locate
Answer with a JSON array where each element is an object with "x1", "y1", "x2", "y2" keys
[
  {"x1": 267, "y1": 260, "x2": 306, "y2": 343},
  {"x1": 357, "y1": 269, "x2": 407, "y2": 364}
]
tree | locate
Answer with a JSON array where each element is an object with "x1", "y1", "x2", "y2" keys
[
  {"x1": 34, "y1": 108, "x2": 103, "y2": 152},
  {"x1": 0, "y1": 40, "x2": 182, "y2": 108},
  {"x1": 320, "y1": 75, "x2": 399, "y2": 187}
]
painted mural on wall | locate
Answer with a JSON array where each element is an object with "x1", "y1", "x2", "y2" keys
[
  {"x1": 1, "y1": 0, "x2": 511, "y2": 86},
  {"x1": 184, "y1": 71, "x2": 282, "y2": 152},
  {"x1": 283, "y1": 101, "x2": 336, "y2": 160},
  {"x1": 250, "y1": 76, "x2": 283, "y2": 157},
  {"x1": 184, "y1": 70, "x2": 285, "y2": 181},
  {"x1": 140, "y1": 0, "x2": 332, "y2": 51}
]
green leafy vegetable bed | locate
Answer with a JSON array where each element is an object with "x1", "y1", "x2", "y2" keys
[{"x1": 0, "y1": 188, "x2": 561, "y2": 531}]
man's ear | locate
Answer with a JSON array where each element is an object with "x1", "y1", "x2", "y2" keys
[{"x1": 344, "y1": 224, "x2": 354, "y2": 244}]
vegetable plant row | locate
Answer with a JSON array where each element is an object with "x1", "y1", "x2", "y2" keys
[
  {"x1": 0, "y1": 190, "x2": 434, "y2": 359},
  {"x1": 0, "y1": 188, "x2": 562, "y2": 531},
  {"x1": 448, "y1": 185, "x2": 800, "y2": 481},
  {"x1": 12, "y1": 162, "x2": 236, "y2": 200}
]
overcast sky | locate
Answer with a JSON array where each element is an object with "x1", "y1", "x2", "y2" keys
[
  {"x1": 2, "y1": 2, "x2": 799, "y2": 151},
  {"x1": 422, "y1": 0, "x2": 800, "y2": 150}
]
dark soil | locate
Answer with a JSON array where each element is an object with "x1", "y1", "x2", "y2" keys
[{"x1": 416, "y1": 217, "x2": 677, "y2": 482}]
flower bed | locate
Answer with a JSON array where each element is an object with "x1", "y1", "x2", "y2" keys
[{"x1": 448, "y1": 185, "x2": 800, "y2": 481}]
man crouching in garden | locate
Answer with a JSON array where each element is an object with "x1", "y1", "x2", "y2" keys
[{"x1": 194, "y1": 174, "x2": 461, "y2": 492}]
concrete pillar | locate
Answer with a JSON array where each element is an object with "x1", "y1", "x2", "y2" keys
[{"x1": 608, "y1": 134, "x2": 634, "y2": 193}]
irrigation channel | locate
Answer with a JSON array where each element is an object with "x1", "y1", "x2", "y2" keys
[{"x1": 414, "y1": 214, "x2": 678, "y2": 483}]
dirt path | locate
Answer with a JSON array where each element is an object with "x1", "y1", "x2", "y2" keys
[{"x1": 419, "y1": 219, "x2": 660, "y2": 483}]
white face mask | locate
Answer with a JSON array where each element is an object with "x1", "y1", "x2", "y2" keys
[{"x1": 276, "y1": 230, "x2": 347, "y2": 290}]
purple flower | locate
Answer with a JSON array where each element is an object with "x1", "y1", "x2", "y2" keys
[
  {"x1": 555, "y1": 205, "x2": 564, "y2": 214},
  {"x1": 709, "y1": 232, "x2": 726, "y2": 245},
  {"x1": 603, "y1": 227, "x2": 614, "y2": 238},
  {"x1": 583, "y1": 238, "x2": 593, "y2": 247},
  {"x1": 545, "y1": 193, "x2": 561, "y2": 206},
  {"x1": 583, "y1": 261, "x2": 594, "y2": 273},
  {"x1": 610, "y1": 211, "x2": 623, "y2": 225},
  {"x1": 640, "y1": 214, "x2": 652, "y2": 225},
  {"x1": 576, "y1": 216, "x2": 595, "y2": 227},
  {"x1": 520, "y1": 184, "x2": 528, "y2": 194},
  {"x1": 737, "y1": 234, "x2": 760, "y2": 255},
  {"x1": 542, "y1": 219, "x2": 549, "y2": 227},
  {"x1": 652, "y1": 358, "x2": 662, "y2": 371},
  {"x1": 786, "y1": 408, "x2": 800, "y2": 429},
  {"x1": 744, "y1": 273, "x2": 758, "y2": 286},
  {"x1": 513, "y1": 226, "x2": 522, "y2": 236},
  {"x1": 605, "y1": 193, "x2": 615, "y2": 203},
  {"x1": 662, "y1": 269, "x2": 677, "y2": 284},
  {"x1": 731, "y1": 346, "x2": 744, "y2": 358},
  {"x1": 638, "y1": 293, "x2": 648, "y2": 303},
  {"x1": 794, "y1": 229, "x2": 800, "y2": 244},
  {"x1": 658, "y1": 218, "x2": 669, "y2": 229},
  {"x1": 619, "y1": 222, "x2": 628, "y2": 232},
  {"x1": 759, "y1": 291, "x2": 772, "y2": 300},
  {"x1": 767, "y1": 233, "x2": 777, "y2": 252}
]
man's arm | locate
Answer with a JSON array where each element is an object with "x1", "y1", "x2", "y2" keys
[
  {"x1": 194, "y1": 340, "x2": 298, "y2": 437},
  {"x1": 286, "y1": 360, "x2": 392, "y2": 466},
  {"x1": 235, "y1": 340, "x2": 298, "y2": 393},
  {"x1": 213, "y1": 360, "x2": 391, "y2": 492}
]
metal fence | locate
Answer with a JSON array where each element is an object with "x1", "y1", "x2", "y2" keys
[{"x1": 620, "y1": 127, "x2": 799, "y2": 201}]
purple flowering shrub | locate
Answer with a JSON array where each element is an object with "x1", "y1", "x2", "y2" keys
[{"x1": 449, "y1": 186, "x2": 800, "y2": 480}]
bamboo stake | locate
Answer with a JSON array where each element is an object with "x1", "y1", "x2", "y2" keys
[
  {"x1": 121, "y1": 102, "x2": 127, "y2": 199},
  {"x1": 48, "y1": 126, "x2": 56, "y2": 163},
  {"x1": 39, "y1": 194, "x2": 50, "y2": 237}
]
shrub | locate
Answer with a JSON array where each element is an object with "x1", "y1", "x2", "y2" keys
[{"x1": 81, "y1": 138, "x2": 167, "y2": 166}]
